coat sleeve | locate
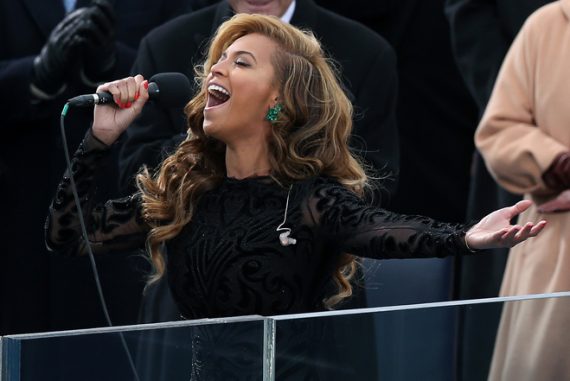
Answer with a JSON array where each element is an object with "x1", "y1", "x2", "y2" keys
[
  {"x1": 444, "y1": 0, "x2": 510, "y2": 111},
  {"x1": 475, "y1": 17, "x2": 568, "y2": 196},
  {"x1": 0, "y1": 56, "x2": 71, "y2": 123}
]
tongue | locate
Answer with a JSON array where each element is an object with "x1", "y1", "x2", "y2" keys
[
  {"x1": 208, "y1": 95, "x2": 225, "y2": 107},
  {"x1": 208, "y1": 91, "x2": 229, "y2": 107}
]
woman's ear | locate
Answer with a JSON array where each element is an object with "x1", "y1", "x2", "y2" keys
[{"x1": 270, "y1": 96, "x2": 279, "y2": 107}]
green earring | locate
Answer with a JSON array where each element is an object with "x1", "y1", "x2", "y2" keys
[{"x1": 265, "y1": 103, "x2": 283, "y2": 123}]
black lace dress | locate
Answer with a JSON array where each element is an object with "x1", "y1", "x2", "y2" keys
[
  {"x1": 46, "y1": 129, "x2": 475, "y2": 320},
  {"x1": 46, "y1": 130, "x2": 476, "y2": 380}
]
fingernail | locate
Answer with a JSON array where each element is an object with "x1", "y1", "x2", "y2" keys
[
  {"x1": 126, "y1": 102, "x2": 132, "y2": 108},
  {"x1": 134, "y1": 91, "x2": 139, "y2": 100},
  {"x1": 143, "y1": 81, "x2": 149, "y2": 90}
]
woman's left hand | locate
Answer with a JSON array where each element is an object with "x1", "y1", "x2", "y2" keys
[{"x1": 465, "y1": 200, "x2": 547, "y2": 250}]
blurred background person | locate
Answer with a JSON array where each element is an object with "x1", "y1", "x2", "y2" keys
[
  {"x1": 445, "y1": 1, "x2": 551, "y2": 379},
  {"x1": 0, "y1": 0, "x2": 193, "y2": 335},
  {"x1": 318, "y1": 0, "x2": 477, "y2": 227},
  {"x1": 476, "y1": 1, "x2": 570, "y2": 379}
]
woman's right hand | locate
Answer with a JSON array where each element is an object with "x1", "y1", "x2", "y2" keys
[{"x1": 92, "y1": 74, "x2": 149, "y2": 145}]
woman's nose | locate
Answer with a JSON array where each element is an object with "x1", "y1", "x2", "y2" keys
[{"x1": 210, "y1": 59, "x2": 227, "y2": 77}]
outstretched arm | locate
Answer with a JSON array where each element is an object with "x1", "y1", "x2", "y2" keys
[{"x1": 306, "y1": 179, "x2": 545, "y2": 259}]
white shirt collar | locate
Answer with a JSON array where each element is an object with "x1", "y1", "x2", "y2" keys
[
  {"x1": 63, "y1": 0, "x2": 77, "y2": 13},
  {"x1": 280, "y1": 0, "x2": 296, "y2": 24}
]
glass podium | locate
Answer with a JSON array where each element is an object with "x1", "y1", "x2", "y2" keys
[{"x1": 2, "y1": 292, "x2": 570, "y2": 381}]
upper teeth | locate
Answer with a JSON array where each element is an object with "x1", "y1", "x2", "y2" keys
[{"x1": 208, "y1": 84, "x2": 230, "y2": 96}]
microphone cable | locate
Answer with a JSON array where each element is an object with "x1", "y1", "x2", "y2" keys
[{"x1": 60, "y1": 103, "x2": 141, "y2": 381}]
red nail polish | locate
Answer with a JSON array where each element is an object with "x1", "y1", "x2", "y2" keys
[
  {"x1": 143, "y1": 81, "x2": 149, "y2": 90},
  {"x1": 126, "y1": 102, "x2": 132, "y2": 108}
]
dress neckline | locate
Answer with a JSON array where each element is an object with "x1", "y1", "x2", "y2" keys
[{"x1": 224, "y1": 175, "x2": 275, "y2": 186}]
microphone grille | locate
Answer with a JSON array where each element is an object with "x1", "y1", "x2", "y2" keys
[{"x1": 148, "y1": 72, "x2": 192, "y2": 108}]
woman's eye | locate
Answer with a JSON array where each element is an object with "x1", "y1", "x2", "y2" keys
[{"x1": 235, "y1": 60, "x2": 250, "y2": 67}]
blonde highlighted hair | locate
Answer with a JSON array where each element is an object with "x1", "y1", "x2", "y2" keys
[{"x1": 137, "y1": 14, "x2": 369, "y2": 308}]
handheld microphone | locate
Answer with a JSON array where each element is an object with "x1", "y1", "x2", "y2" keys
[{"x1": 67, "y1": 72, "x2": 192, "y2": 108}]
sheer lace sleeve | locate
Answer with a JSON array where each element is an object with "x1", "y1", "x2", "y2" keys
[
  {"x1": 45, "y1": 129, "x2": 149, "y2": 256},
  {"x1": 306, "y1": 178, "x2": 474, "y2": 259}
]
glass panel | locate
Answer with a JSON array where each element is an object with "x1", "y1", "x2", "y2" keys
[
  {"x1": 362, "y1": 257, "x2": 456, "y2": 306},
  {"x1": 4, "y1": 293, "x2": 570, "y2": 381},
  {"x1": 270, "y1": 292, "x2": 570, "y2": 381},
  {"x1": 1, "y1": 316, "x2": 266, "y2": 381}
]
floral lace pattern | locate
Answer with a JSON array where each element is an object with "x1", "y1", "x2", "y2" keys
[{"x1": 46, "y1": 130, "x2": 474, "y2": 321}]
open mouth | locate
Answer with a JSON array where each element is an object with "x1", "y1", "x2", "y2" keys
[{"x1": 206, "y1": 84, "x2": 231, "y2": 108}]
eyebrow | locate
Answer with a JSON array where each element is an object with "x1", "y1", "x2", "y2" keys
[{"x1": 222, "y1": 50, "x2": 257, "y2": 63}]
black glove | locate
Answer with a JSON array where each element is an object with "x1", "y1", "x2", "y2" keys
[
  {"x1": 543, "y1": 152, "x2": 570, "y2": 191},
  {"x1": 79, "y1": 0, "x2": 117, "y2": 85},
  {"x1": 31, "y1": 9, "x2": 87, "y2": 98}
]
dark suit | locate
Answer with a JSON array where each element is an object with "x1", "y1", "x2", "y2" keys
[
  {"x1": 0, "y1": 0, "x2": 192, "y2": 335},
  {"x1": 445, "y1": 0, "x2": 551, "y2": 111},
  {"x1": 316, "y1": 0, "x2": 478, "y2": 223},
  {"x1": 445, "y1": 1, "x2": 552, "y2": 380}
]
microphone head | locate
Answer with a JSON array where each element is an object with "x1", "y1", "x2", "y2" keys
[{"x1": 148, "y1": 72, "x2": 192, "y2": 108}]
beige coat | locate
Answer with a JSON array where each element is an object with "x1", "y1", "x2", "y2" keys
[{"x1": 476, "y1": 1, "x2": 570, "y2": 380}]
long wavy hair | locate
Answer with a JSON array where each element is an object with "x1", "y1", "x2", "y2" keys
[{"x1": 136, "y1": 14, "x2": 369, "y2": 309}]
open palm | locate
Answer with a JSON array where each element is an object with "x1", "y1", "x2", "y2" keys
[{"x1": 465, "y1": 200, "x2": 547, "y2": 250}]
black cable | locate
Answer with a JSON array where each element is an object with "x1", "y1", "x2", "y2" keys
[{"x1": 60, "y1": 103, "x2": 141, "y2": 381}]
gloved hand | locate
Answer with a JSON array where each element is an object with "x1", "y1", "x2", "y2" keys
[
  {"x1": 79, "y1": 0, "x2": 117, "y2": 85},
  {"x1": 542, "y1": 152, "x2": 570, "y2": 191},
  {"x1": 31, "y1": 8, "x2": 87, "y2": 98}
]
